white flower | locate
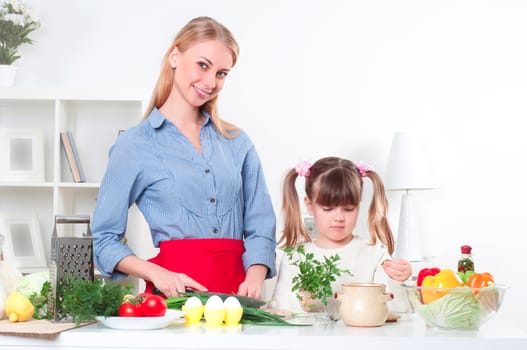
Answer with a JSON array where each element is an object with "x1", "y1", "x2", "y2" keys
[
  {"x1": 3, "y1": 13, "x2": 24, "y2": 26},
  {"x1": 24, "y1": 7, "x2": 36, "y2": 22},
  {"x1": 0, "y1": 0, "x2": 40, "y2": 65},
  {"x1": 7, "y1": 0, "x2": 23, "y2": 12}
]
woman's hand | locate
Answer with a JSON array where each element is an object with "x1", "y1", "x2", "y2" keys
[
  {"x1": 116, "y1": 255, "x2": 207, "y2": 298},
  {"x1": 382, "y1": 258, "x2": 412, "y2": 282},
  {"x1": 151, "y1": 270, "x2": 208, "y2": 298},
  {"x1": 237, "y1": 264, "x2": 268, "y2": 299}
]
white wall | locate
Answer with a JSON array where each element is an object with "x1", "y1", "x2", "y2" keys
[{"x1": 15, "y1": 0, "x2": 527, "y2": 329}]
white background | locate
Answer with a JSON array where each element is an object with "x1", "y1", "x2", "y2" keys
[{"x1": 12, "y1": 0, "x2": 527, "y2": 329}]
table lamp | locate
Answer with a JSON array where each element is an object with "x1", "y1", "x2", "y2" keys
[{"x1": 385, "y1": 132, "x2": 435, "y2": 262}]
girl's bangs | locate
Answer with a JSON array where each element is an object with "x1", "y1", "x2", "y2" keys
[{"x1": 313, "y1": 170, "x2": 360, "y2": 207}]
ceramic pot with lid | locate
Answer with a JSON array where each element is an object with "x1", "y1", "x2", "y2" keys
[{"x1": 335, "y1": 283, "x2": 393, "y2": 327}]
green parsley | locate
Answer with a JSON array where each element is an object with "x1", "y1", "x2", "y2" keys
[{"x1": 285, "y1": 245, "x2": 352, "y2": 307}]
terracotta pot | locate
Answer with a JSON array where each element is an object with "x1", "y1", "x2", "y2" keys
[{"x1": 335, "y1": 283, "x2": 393, "y2": 327}]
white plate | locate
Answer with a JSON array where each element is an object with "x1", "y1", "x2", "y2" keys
[{"x1": 96, "y1": 309, "x2": 185, "y2": 330}]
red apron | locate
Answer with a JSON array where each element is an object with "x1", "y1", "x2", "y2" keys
[{"x1": 145, "y1": 238, "x2": 246, "y2": 294}]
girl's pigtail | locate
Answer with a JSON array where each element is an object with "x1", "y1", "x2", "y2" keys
[
  {"x1": 279, "y1": 169, "x2": 311, "y2": 248},
  {"x1": 364, "y1": 170, "x2": 395, "y2": 255}
]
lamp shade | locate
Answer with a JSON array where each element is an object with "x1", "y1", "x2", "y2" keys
[{"x1": 384, "y1": 132, "x2": 435, "y2": 191}]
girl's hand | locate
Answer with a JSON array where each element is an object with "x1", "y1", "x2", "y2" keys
[
  {"x1": 382, "y1": 258, "x2": 412, "y2": 282},
  {"x1": 299, "y1": 290, "x2": 319, "y2": 312}
]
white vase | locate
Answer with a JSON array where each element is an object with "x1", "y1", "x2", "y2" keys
[{"x1": 0, "y1": 65, "x2": 17, "y2": 87}]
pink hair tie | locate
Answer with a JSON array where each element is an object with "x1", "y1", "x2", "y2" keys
[
  {"x1": 295, "y1": 161, "x2": 312, "y2": 177},
  {"x1": 356, "y1": 161, "x2": 371, "y2": 177}
]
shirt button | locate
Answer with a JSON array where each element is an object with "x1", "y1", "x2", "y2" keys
[
  {"x1": 205, "y1": 169, "x2": 210, "y2": 173},
  {"x1": 210, "y1": 198, "x2": 215, "y2": 203},
  {"x1": 213, "y1": 228, "x2": 219, "y2": 234}
]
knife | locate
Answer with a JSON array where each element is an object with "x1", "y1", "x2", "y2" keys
[
  {"x1": 186, "y1": 291, "x2": 267, "y2": 308},
  {"x1": 152, "y1": 288, "x2": 267, "y2": 308}
]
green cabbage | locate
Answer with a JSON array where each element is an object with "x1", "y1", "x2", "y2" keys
[{"x1": 415, "y1": 291, "x2": 487, "y2": 329}]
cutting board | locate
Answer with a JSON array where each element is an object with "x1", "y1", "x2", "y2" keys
[{"x1": 0, "y1": 319, "x2": 93, "y2": 338}]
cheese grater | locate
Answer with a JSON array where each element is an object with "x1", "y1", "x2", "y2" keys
[{"x1": 49, "y1": 215, "x2": 94, "y2": 321}]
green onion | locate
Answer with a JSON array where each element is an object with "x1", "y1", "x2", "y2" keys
[{"x1": 166, "y1": 292, "x2": 307, "y2": 326}]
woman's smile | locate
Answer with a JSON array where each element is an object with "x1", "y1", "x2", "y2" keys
[{"x1": 193, "y1": 84, "x2": 212, "y2": 99}]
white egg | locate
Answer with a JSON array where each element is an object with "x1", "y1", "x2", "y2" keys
[
  {"x1": 184, "y1": 296, "x2": 203, "y2": 308},
  {"x1": 205, "y1": 295, "x2": 224, "y2": 310},
  {"x1": 223, "y1": 296, "x2": 241, "y2": 309}
]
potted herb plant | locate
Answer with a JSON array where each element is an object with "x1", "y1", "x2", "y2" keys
[
  {"x1": 285, "y1": 245, "x2": 352, "y2": 321},
  {"x1": 0, "y1": 0, "x2": 40, "y2": 87}
]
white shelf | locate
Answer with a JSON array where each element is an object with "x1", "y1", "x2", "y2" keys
[
  {"x1": 57, "y1": 182, "x2": 100, "y2": 189},
  {"x1": 0, "y1": 88, "x2": 149, "y2": 285},
  {"x1": 0, "y1": 86, "x2": 147, "y2": 101},
  {"x1": 0, "y1": 182, "x2": 54, "y2": 188}
]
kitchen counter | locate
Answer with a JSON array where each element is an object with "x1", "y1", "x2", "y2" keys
[{"x1": 1, "y1": 314, "x2": 526, "y2": 350}]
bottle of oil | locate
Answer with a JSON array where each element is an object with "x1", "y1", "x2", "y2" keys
[{"x1": 457, "y1": 245, "x2": 474, "y2": 273}]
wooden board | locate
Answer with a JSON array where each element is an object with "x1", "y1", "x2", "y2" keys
[{"x1": 0, "y1": 319, "x2": 93, "y2": 338}]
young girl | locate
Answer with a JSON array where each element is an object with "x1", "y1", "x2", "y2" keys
[{"x1": 269, "y1": 157, "x2": 412, "y2": 315}]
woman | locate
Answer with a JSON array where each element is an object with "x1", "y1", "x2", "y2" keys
[{"x1": 91, "y1": 16, "x2": 276, "y2": 299}]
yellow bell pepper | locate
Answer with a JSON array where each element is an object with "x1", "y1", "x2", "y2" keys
[
  {"x1": 421, "y1": 269, "x2": 464, "y2": 304},
  {"x1": 5, "y1": 291, "x2": 35, "y2": 322}
]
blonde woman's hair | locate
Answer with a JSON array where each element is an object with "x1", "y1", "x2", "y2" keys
[
  {"x1": 144, "y1": 16, "x2": 240, "y2": 138},
  {"x1": 279, "y1": 157, "x2": 395, "y2": 254}
]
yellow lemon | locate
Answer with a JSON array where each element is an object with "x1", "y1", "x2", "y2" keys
[{"x1": 5, "y1": 291, "x2": 34, "y2": 322}]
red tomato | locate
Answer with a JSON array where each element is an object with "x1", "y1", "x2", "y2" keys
[
  {"x1": 118, "y1": 302, "x2": 142, "y2": 317},
  {"x1": 139, "y1": 294, "x2": 167, "y2": 317}
]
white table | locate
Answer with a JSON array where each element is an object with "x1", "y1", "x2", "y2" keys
[{"x1": 1, "y1": 314, "x2": 526, "y2": 350}]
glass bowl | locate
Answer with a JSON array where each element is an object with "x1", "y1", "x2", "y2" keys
[{"x1": 403, "y1": 282, "x2": 508, "y2": 330}]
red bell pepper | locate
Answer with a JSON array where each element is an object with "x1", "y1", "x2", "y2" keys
[{"x1": 416, "y1": 267, "x2": 441, "y2": 286}]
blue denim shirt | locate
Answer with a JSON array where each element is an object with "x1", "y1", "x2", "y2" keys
[{"x1": 91, "y1": 108, "x2": 277, "y2": 281}]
